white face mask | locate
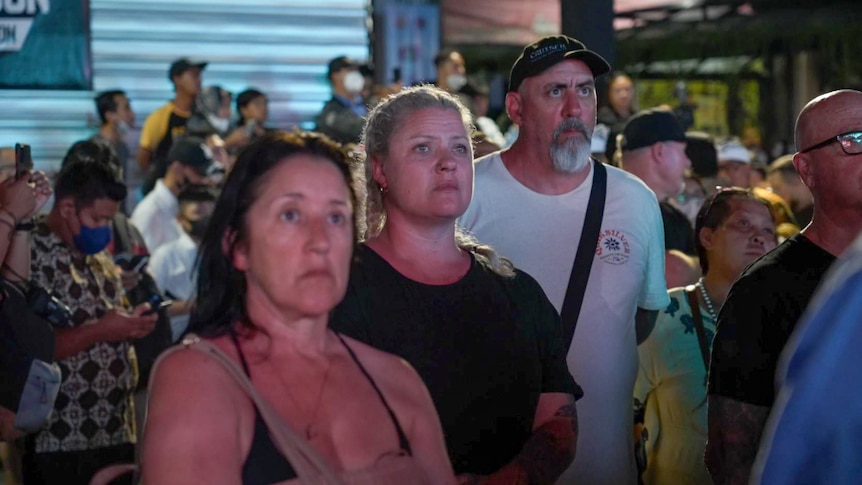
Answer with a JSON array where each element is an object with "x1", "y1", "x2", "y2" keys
[
  {"x1": 206, "y1": 114, "x2": 230, "y2": 133},
  {"x1": 343, "y1": 71, "x2": 365, "y2": 94},
  {"x1": 446, "y1": 73, "x2": 467, "y2": 91},
  {"x1": 116, "y1": 120, "x2": 130, "y2": 135}
]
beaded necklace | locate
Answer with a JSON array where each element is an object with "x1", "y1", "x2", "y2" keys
[{"x1": 697, "y1": 277, "x2": 718, "y2": 321}]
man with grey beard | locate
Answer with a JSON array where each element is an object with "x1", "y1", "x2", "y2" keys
[{"x1": 460, "y1": 35, "x2": 669, "y2": 485}]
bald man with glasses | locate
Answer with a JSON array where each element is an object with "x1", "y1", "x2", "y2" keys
[{"x1": 706, "y1": 89, "x2": 862, "y2": 484}]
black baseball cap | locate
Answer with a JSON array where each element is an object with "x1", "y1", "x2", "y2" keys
[
  {"x1": 509, "y1": 35, "x2": 611, "y2": 92},
  {"x1": 169, "y1": 58, "x2": 208, "y2": 81},
  {"x1": 619, "y1": 108, "x2": 687, "y2": 152},
  {"x1": 327, "y1": 56, "x2": 359, "y2": 79},
  {"x1": 167, "y1": 136, "x2": 218, "y2": 176}
]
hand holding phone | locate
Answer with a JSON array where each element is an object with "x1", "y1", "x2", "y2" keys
[
  {"x1": 14, "y1": 143, "x2": 33, "y2": 180},
  {"x1": 392, "y1": 67, "x2": 402, "y2": 84},
  {"x1": 142, "y1": 293, "x2": 172, "y2": 316}
]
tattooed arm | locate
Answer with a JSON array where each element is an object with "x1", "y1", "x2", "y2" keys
[
  {"x1": 705, "y1": 394, "x2": 770, "y2": 485},
  {"x1": 458, "y1": 392, "x2": 577, "y2": 485}
]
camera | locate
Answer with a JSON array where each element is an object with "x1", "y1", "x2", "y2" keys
[{"x1": 26, "y1": 284, "x2": 73, "y2": 328}]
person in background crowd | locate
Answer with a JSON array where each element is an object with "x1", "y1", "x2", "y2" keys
[
  {"x1": 60, "y1": 141, "x2": 174, "y2": 469},
  {"x1": 618, "y1": 108, "x2": 694, "y2": 255},
  {"x1": 766, "y1": 154, "x2": 814, "y2": 228},
  {"x1": 707, "y1": 89, "x2": 862, "y2": 484},
  {"x1": 22, "y1": 160, "x2": 157, "y2": 485},
  {"x1": 753, "y1": 232, "x2": 862, "y2": 484},
  {"x1": 130, "y1": 136, "x2": 219, "y2": 253},
  {"x1": 434, "y1": 49, "x2": 467, "y2": 94},
  {"x1": 187, "y1": 86, "x2": 252, "y2": 152},
  {"x1": 143, "y1": 131, "x2": 456, "y2": 484},
  {"x1": 459, "y1": 80, "x2": 505, "y2": 156},
  {"x1": 313, "y1": 56, "x2": 367, "y2": 145},
  {"x1": 749, "y1": 159, "x2": 769, "y2": 189},
  {"x1": 332, "y1": 85, "x2": 580, "y2": 484},
  {"x1": 617, "y1": 109, "x2": 697, "y2": 289},
  {"x1": 138, "y1": 58, "x2": 206, "y2": 195},
  {"x1": 597, "y1": 71, "x2": 636, "y2": 160},
  {"x1": 751, "y1": 186, "x2": 800, "y2": 243},
  {"x1": 636, "y1": 188, "x2": 776, "y2": 484},
  {"x1": 715, "y1": 138, "x2": 752, "y2": 188},
  {"x1": 0, "y1": 169, "x2": 55, "y2": 441},
  {"x1": 92, "y1": 90, "x2": 135, "y2": 177},
  {"x1": 235, "y1": 88, "x2": 269, "y2": 138},
  {"x1": 460, "y1": 35, "x2": 669, "y2": 485},
  {"x1": 148, "y1": 185, "x2": 218, "y2": 341},
  {"x1": 92, "y1": 90, "x2": 138, "y2": 212}
]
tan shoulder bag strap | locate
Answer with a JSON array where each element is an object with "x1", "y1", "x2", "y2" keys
[{"x1": 147, "y1": 335, "x2": 345, "y2": 485}]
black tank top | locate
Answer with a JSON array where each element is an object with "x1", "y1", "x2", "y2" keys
[{"x1": 231, "y1": 331, "x2": 412, "y2": 485}]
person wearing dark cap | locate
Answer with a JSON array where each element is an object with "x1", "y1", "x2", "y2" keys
[
  {"x1": 131, "y1": 135, "x2": 220, "y2": 253},
  {"x1": 313, "y1": 55, "x2": 367, "y2": 145},
  {"x1": 619, "y1": 108, "x2": 694, "y2": 254},
  {"x1": 460, "y1": 35, "x2": 670, "y2": 485},
  {"x1": 137, "y1": 57, "x2": 207, "y2": 194},
  {"x1": 148, "y1": 184, "x2": 218, "y2": 342}
]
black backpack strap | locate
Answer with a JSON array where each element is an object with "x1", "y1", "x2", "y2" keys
[{"x1": 560, "y1": 160, "x2": 607, "y2": 349}]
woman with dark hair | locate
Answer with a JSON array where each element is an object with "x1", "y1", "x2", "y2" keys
[
  {"x1": 236, "y1": 88, "x2": 268, "y2": 133},
  {"x1": 634, "y1": 188, "x2": 777, "y2": 484},
  {"x1": 330, "y1": 85, "x2": 581, "y2": 483},
  {"x1": 142, "y1": 131, "x2": 455, "y2": 484},
  {"x1": 597, "y1": 71, "x2": 636, "y2": 159}
]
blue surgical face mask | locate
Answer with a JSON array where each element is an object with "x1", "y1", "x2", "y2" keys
[{"x1": 72, "y1": 223, "x2": 112, "y2": 255}]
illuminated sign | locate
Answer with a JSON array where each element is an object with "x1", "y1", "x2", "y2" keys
[{"x1": 0, "y1": 0, "x2": 50, "y2": 52}]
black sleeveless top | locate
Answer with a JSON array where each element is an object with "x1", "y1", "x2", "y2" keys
[{"x1": 231, "y1": 332, "x2": 412, "y2": 485}]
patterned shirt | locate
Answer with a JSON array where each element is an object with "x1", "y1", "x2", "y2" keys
[{"x1": 30, "y1": 221, "x2": 138, "y2": 453}]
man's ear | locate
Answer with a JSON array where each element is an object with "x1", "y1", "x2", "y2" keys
[
  {"x1": 793, "y1": 153, "x2": 815, "y2": 191},
  {"x1": 650, "y1": 142, "x2": 666, "y2": 168},
  {"x1": 505, "y1": 92, "x2": 523, "y2": 127}
]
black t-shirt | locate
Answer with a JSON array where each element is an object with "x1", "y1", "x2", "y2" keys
[
  {"x1": 707, "y1": 234, "x2": 835, "y2": 407},
  {"x1": 330, "y1": 245, "x2": 581, "y2": 476},
  {"x1": 660, "y1": 201, "x2": 696, "y2": 255}
]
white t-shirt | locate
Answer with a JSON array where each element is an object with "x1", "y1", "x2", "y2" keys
[
  {"x1": 148, "y1": 231, "x2": 198, "y2": 342},
  {"x1": 460, "y1": 152, "x2": 669, "y2": 485},
  {"x1": 130, "y1": 179, "x2": 183, "y2": 253}
]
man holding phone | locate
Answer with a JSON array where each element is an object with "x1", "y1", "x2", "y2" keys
[{"x1": 23, "y1": 158, "x2": 157, "y2": 485}]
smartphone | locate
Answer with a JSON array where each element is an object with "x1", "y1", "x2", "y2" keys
[
  {"x1": 142, "y1": 293, "x2": 173, "y2": 316},
  {"x1": 393, "y1": 67, "x2": 402, "y2": 84},
  {"x1": 14, "y1": 143, "x2": 33, "y2": 180},
  {"x1": 143, "y1": 300, "x2": 172, "y2": 316}
]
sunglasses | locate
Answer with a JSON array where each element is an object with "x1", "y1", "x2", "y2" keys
[{"x1": 799, "y1": 131, "x2": 862, "y2": 155}]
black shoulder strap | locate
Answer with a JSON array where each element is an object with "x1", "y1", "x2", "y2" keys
[
  {"x1": 685, "y1": 286, "x2": 711, "y2": 373},
  {"x1": 560, "y1": 160, "x2": 607, "y2": 349},
  {"x1": 334, "y1": 332, "x2": 412, "y2": 456}
]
